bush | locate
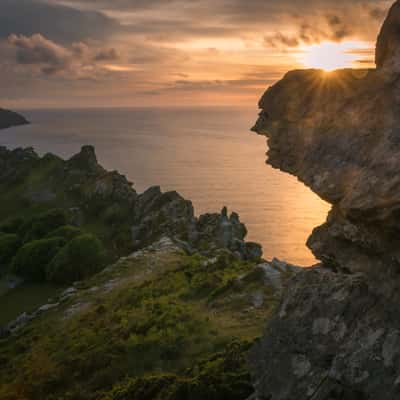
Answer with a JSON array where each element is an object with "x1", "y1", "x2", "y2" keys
[
  {"x1": 46, "y1": 225, "x2": 82, "y2": 241},
  {"x1": 46, "y1": 234, "x2": 105, "y2": 284},
  {"x1": 0, "y1": 217, "x2": 25, "y2": 234},
  {"x1": 12, "y1": 237, "x2": 66, "y2": 281},
  {"x1": 103, "y1": 204, "x2": 130, "y2": 225},
  {"x1": 0, "y1": 233, "x2": 21, "y2": 269},
  {"x1": 101, "y1": 342, "x2": 253, "y2": 400},
  {"x1": 21, "y1": 209, "x2": 67, "y2": 242}
]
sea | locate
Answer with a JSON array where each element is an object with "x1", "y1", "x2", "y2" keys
[{"x1": 1, "y1": 107, "x2": 329, "y2": 266}]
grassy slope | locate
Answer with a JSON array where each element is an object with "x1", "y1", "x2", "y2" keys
[
  {"x1": 0, "y1": 242, "x2": 279, "y2": 400},
  {"x1": 0, "y1": 154, "x2": 135, "y2": 324}
]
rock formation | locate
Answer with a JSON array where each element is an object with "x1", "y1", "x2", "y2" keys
[
  {"x1": 0, "y1": 108, "x2": 29, "y2": 130},
  {"x1": 0, "y1": 145, "x2": 262, "y2": 261},
  {"x1": 249, "y1": 1, "x2": 400, "y2": 398}
]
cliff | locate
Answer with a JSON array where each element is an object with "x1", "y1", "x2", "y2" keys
[
  {"x1": 0, "y1": 108, "x2": 29, "y2": 130},
  {"x1": 250, "y1": 1, "x2": 400, "y2": 399}
]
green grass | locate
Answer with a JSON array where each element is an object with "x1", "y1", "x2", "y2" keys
[{"x1": 0, "y1": 248, "x2": 280, "y2": 400}]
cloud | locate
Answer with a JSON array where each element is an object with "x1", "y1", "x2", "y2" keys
[
  {"x1": 8, "y1": 33, "x2": 71, "y2": 74},
  {"x1": 264, "y1": 33, "x2": 300, "y2": 49},
  {"x1": 0, "y1": 0, "x2": 394, "y2": 107},
  {"x1": 8, "y1": 33, "x2": 120, "y2": 77},
  {"x1": 0, "y1": 0, "x2": 119, "y2": 43},
  {"x1": 41, "y1": 0, "x2": 389, "y2": 47},
  {"x1": 94, "y1": 48, "x2": 119, "y2": 61}
]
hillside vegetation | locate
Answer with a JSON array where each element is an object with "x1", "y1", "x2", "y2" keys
[
  {"x1": 0, "y1": 145, "x2": 291, "y2": 400},
  {"x1": 0, "y1": 239, "x2": 281, "y2": 400}
]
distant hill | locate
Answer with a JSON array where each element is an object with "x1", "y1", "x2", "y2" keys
[{"x1": 0, "y1": 108, "x2": 29, "y2": 130}]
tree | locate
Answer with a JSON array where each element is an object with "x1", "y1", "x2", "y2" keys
[
  {"x1": 12, "y1": 237, "x2": 65, "y2": 281},
  {"x1": 47, "y1": 234, "x2": 105, "y2": 284}
]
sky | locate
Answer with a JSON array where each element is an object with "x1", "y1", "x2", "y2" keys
[{"x1": 0, "y1": 0, "x2": 393, "y2": 108}]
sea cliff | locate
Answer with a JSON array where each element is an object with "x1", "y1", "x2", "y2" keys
[{"x1": 250, "y1": 1, "x2": 400, "y2": 399}]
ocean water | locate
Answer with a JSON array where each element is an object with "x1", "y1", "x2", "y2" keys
[{"x1": 1, "y1": 107, "x2": 329, "y2": 266}]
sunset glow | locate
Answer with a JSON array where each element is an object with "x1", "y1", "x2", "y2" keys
[
  {"x1": 300, "y1": 41, "x2": 370, "y2": 71},
  {"x1": 0, "y1": 1, "x2": 385, "y2": 107}
]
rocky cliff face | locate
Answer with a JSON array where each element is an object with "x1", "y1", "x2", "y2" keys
[
  {"x1": 253, "y1": 2, "x2": 400, "y2": 285},
  {"x1": 250, "y1": 1, "x2": 400, "y2": 399},
  {"x1": 0, "y1": 109, "x2": 29, "y2": 130}
]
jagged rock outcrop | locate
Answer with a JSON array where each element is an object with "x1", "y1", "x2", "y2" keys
[
  {"x1": 132, "y1": 187, "x2": 262, "y2": 260},
  {"x1": 0, "y1": 108, "x2": 29, "y2": 130},
  {"x1": 0, "y1": 145, "x2": 262, "y2": 261},
  {"x1": 249, "y1": 1, "x2": 400, "y2": 399}
]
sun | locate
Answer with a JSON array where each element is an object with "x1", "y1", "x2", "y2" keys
[{"x1": 300, "y1": 41, "x2": 364, "y2": 71}]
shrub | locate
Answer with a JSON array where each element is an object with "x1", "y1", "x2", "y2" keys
[
  {"x1": 12, "y1": 237, "x2": 66, "y2": 281},
  {"x1": 101, "y1": 342, "x2": 253, "y2": 400},
  {"x1": 21, "y1": 209, "x2": 67, "y2": 242},
  {"x1": 0, "y1": 217, "x2": 25, "y2": 234},
  {"x1": 46, "y1": 225, "x2": 82, "y2": 241},
  {"x1": 0, "y1": 233, "x2": 21, "y2": 269},
  {"x1": 103, "y1": 204, "x2": 130, "y2": 225},
  {"x1": 46, "y1": 234, "x2": 105, "y2": 284}
]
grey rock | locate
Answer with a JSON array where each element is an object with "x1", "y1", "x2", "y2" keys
[
  {"x1": 61, "y1": 287, "x2": 77, "y2": 297},
  {"x1": 195, "y1": 207, "x2": 259, "y2": 259},
  {"x1": 67, "y1": 145, "x2": 103, "y2": 174},
  {"x1": 37, "y1": 303, "x2": 59, "y2": 313},
  {"x1": 257, "y1": 259, "x2": 301, "y2": 289},
  {"x1": 243, "y1": 242, "x2": 263, "y2": 261},
  {"x1": 7, "y1": 312, "x2": 33, "y2": 332},
  {"x1": 250, "y1": 268, "x2": 400, "y2": 400},
  {"x1": 133, "y1": 191, "x2": 261, "y2": 259},
  {"x1": 258, "y1": 263, "x2": 284, "y2": 289},
  {"x1": 251, "y1": 291, "x2": 265, "y2": 308}
]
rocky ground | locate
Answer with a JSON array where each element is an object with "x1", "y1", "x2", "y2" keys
[{"x1": 249, "y1": 1, "x2": 400, "y2": 399}]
